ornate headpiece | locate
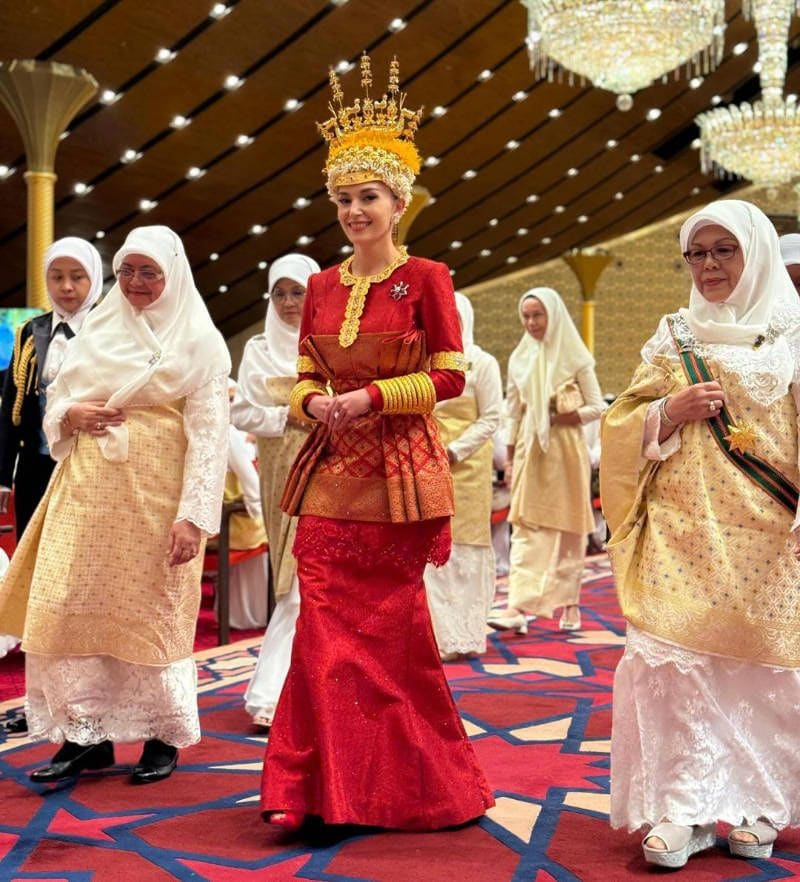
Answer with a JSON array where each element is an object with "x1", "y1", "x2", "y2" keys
[{"x1": 318, "y1": 53, "x2": 424, "y2": 206}]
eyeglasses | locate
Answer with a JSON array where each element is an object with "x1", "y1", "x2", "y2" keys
[
  {"x1": 270, "y1": 290, "x2": 305, "y2": 302},
  {"x1": 682, "y1": 244, "x2": 739, "y2": 265},
  {"x1": 116, "y1": 266, "x2": 165, "y2": 284}
]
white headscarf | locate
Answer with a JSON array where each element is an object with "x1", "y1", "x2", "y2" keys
[
  {"x1": 44, "y1": 236, "x2": 104, "y2": 324},
  {"x1": 507, "y1": 287, "x2": 594, "y2": 452},
  {"x1": 47, "y1": 225, "x2": 230, "y2": 462},
  {"x1": 780, "y1": 234, "x2": 800, "y2": 268},
  {"x1": 678, "y1": 200, "x2": 799, "y2": 346},
  {"x1": 239, "y1": 253, "x2": 320, "y2": 402},
  {"x1": 454, "y1": 292, "x2": 479, "y2": 362}
]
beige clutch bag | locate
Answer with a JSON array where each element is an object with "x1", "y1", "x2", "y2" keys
[{"x1": 552, "y1": 379, "x2": 584, "y2": 414}]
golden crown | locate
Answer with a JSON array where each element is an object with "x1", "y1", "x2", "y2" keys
[{"x1": 317, "y1": 53, "x2": 424, "y2": 203}]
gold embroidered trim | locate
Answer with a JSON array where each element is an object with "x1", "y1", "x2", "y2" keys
[
  {"x1": 430, "y1": 351, "x2": 467, "y2": 372},
  {"x1": 296, "y1": 355, "x2": 317, "y2": 375},
  {"x1": 12, "y1": 326, "x2": 37, "y2": 427},
  {"x1": 337, "y1": 246, "x2": 410, "y2": 348},
  {"x1": 373, "y1": 372, "x2": 436, "y2": 414},
  {"x1": 289, "y1": 379, "x2": 328, "y2": 423}
]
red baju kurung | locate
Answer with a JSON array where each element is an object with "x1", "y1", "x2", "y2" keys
[{"x1": 260, "y1": 253, "x2": 495, "y2": 829}]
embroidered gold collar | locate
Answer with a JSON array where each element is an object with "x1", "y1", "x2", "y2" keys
[{"x1": 337, "y1": 246, "x2": 409, "y2": 348}]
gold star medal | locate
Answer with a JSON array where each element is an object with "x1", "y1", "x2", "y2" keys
[{"x1": 724, "y1": 421, "x2": 759, "y2": 455}]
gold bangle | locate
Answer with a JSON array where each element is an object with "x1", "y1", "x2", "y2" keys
[
  {"x1": 289, "y1": 379, "x2": 327, "y2": 423},
  {"x1": 430, "y1": 351, "x2": 468, "y2": 372}
]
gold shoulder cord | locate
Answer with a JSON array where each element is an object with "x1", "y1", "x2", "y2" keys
[
  {"x1": 337, "y1": 246, "x2": 409, "y2": 348},
  {"x1": 11, "y1": 324, "x2": 37, "y2": 427}
]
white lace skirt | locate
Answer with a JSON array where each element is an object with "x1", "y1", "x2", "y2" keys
[
  {"x1": 26, "y1": 653, "x2": 200, "y2": 748},
  {"x1": 424, "y1": 544, "x2": 495, "y2": 655},
  {"x1": 611, "y1": 625, "x2": 800, "y2": 831}
]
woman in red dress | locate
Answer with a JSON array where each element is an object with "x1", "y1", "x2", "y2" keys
[{"x1": 260, "y1": 54, "x2": 494, "y2": 831}]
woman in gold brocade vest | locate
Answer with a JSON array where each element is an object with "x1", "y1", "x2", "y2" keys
[
  {"x1": 603, "y1": 200, "x2": 800, "y2": 868},
  {"x1": 259, "y1": 53, "x2": 494, "y2": 832},
  {"x1": 490, "y1": 287, "x2": 604, "y2": 634},
  {"x1": 231, "y1": 254, "x2": 319, "y2": 727},
  {"x1": 424, "y1": 292, "x2": 502, "y2": 661}
]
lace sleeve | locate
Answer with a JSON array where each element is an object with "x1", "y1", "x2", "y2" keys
[
  {"x1": 642, "y1": 398, "x2": 683, "y2": 461},
  {"x1": 176, "y1": 373, "x2": 230, "y2": 534}
]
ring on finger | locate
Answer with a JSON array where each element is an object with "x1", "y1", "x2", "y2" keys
[{"x1": 708, "y1": 401, "x2": 716, "y2": 412}]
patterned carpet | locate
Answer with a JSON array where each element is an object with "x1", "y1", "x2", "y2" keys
[{"x1": 2, "y1": 558, "x2": 800, "y2": 881}]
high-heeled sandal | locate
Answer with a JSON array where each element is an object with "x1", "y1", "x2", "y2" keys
[
  {"x1": 487, "y1": 611, "x2": 529, "y2": 634},
  {"x1": 262, "y1": 810, "x2": 305, "y2": 831},
  {"x1": 559, "y1": 607, "x2": 581, "y2": 631},
  {"x1": 642, "y1": 822, "x2": 716, "y2": 868},
  {"x1": 728, "y1": 819, "x2": 778, "y2": 858}
]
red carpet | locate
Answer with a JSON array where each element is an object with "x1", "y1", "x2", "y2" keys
[{"x1": 2, "y1": 557, "x2": 799, "y2": 880}]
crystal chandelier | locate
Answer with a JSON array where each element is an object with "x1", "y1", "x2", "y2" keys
[
  {"x1": 696, "y1": 0, "x2": 800, "y2": 187},
  {"x1": 520, "y1": 0, "x2": 726, "y2": 111}
]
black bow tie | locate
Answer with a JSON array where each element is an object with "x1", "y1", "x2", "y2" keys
[{"x1": 52, "y1": 322, "x2": 75, "y2": 340}]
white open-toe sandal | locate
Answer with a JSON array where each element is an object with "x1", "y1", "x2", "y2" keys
[
  {"x1": 728, "y1": 819, "x2": 778, "y2": 859},
  {"x1": 642, "y1": 822, "x2": 716, "y2": 868}
]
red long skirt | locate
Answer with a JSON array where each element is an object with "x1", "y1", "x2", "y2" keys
[{"x1": 260, "y1": 515, "x2": 494, "y2": 829}]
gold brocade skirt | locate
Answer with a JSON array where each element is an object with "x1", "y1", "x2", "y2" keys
[{"x1": 0, "y1": 405, "x2": 204, "y2": 666}]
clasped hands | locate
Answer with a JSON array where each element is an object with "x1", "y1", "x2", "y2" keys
[
  {"x1": 65, "y1": 401, "x2": 125, "y2": 437},
  {"x1": 307, "y1": 388, "x2": 372, "y2": 430}
]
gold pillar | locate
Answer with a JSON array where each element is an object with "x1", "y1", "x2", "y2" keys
[
  {"x1": 562, "y1": 248, "x2": 613, "y2": 353},
  {"x1": 396, "y1": 185, "x2": 432, "y2": 246},
  {"x1": 0, "y1": 60, "x2": 97, "y2": 308}
]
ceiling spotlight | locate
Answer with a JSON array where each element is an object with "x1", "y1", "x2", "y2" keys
[
  {"x1": 296, "y1": 235, "x2": 314, "y2": 246},
  {"x1": 170, "y1": 114, "x2": 191, "y2": 129},
  {"x1": 646, "y1": 108, "x2": 661, "y2": 121},
  {"x1": 506, "y1": 256, "x2": 518, "y2": 264},
  {"x1": 691, "y1": 186, "x2": 701, "y2": 195},
  {"x1": 479, "y1": 248, "x2": 492, "y2": 257},
  {"x1": 449, "y1": 269, "x2": 456, "y2": 277},
  {"x1": 121, "y1": 148, "x2": 142, "y2": 164},
  {"x1": 630, "y1": 153, "x2": 641, "y2": 162},
  {"x1": 73, "y1": 182, "x2": 92, "y2": 196},
  {"x1": 250, "y1": 224, "x2": 266, "y2": 235},
  {"x1": 388, "y1": 17, "x2": 406, "y2": 32},
  {"x1": 428, "y1": 196, "x2": 437, "y2": 204},
  {"x1": 711, "y1": 95, "x2": 722, "y2": 105},
  {"x1": 284, "y1": 98, "x2": 302, "y2": 112},
  {"x1": 548, "y1": 108, "x2": 562, "y2": 118},
  {"x1": 689, "y1": 76, "x2": 703, "y2": 89},
  {"x1": 732, "y1": 41, "x2": 748, "y2": 56},
  {"x1": 450, "y1": 240, "x2": 463, "y2": 249},
  {"x1": 541, "y1": 236, "x2": 552, "y2": 244},
  {"x1": 753, "y1": 61, "x2": 762, "y2": 74},
  {"x1": 293, "y1": 197, "x2": 311, "y2": 209},
  {"x1": 340, "y1": 244, "x2": 353, "y2": 254},
  {"x1": 95, "y1": 230, "x2": 105, "y2": 239},
  {"x1": 477, "y1": 69, "x2": 493, "y2": 82},
  {"x1": 139, "y1": 198, "x2": 157, "y2": 212},
  {"x1": 512, "y1": 90, "x2": 528, "y2": 102},
  {"x1": 526, "y1": 194, "x2": 539, "y2": 203},
  {"x1": 506, "y1": 139, "x2": 520, "y2": 150},
  {"x1": 691, "y1": 137, "x2": 702, "y2": 149},
  {"x1": 431, "y1": 105, "x2": 448, "y2": 118},
  {"x1": 424, "y1": 156, "x2": 441, "y2": 167},
  {"x1": 554, "y1": 205, "x2": 565, "y2": 214},
  {"x1": 224, "y1": 74, "x2": 244, "y2": 90},
  {"x1": 566, "y1": 167, "x2": 579, "y2": 177},
  {"x1": 0, "y1": 165, "x2": 15, "y2": 179},
  {"x1": 186, "y1": 166, "x2": 206, "y2": 180},
  {"x1": 210, "y1": 3, "x2": 231, "y2": 19},
  {"x1": 59, "y1": 131, "x2": 70, "y2": 141},
  {"x1": 156, "y1": 48, "x2": 176, "y2": 63},
  {"x1": 335, "y1": 60, "x2": 353, "y2": 74},
  {"x1": 258, "y1": 260, "x2": 268, "y2": 270},
  {"x1": 614, "y1": 191, "x2": 624, "y2": 200},
  {"x1": 100, "y1": 89, "x2": 120, "y2": 105},
  {"x1": 218, "y1": 284, "x2": 228, "y2": 293},
  {"x1": 577, "y1": 214, "x2": 589, "y2": 223},
  {"x1": 235, "y1": 133, "x2": 254, "y2": 147},
  {"x1": 210, "y1": 252, "x2": 219, "y2": 261},
  {"x1": 488, "y1": 218, "x2": 499, "y2": 227},
  {"x1": 654, "y1": 164, "x2": 664, "y2": 173},
  {"x1": 462, "y1": 169, "x2": 477, "y2": 179},
  {"x1": 606, "y1": 139, "x2": 618, "y2": 149},
  {"x1": 517, "y1": 227, "x2": 528, "y2": 236}
]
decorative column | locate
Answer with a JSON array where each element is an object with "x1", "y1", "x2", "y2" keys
[
  {"x1": 562, "y1": 247, "x2": 613, "y2": 353},
  {"x1": 0, "y1": 60, "x2": 97, "y2": 309},
  {"x1": 396, "y1": 184, "x2": 431, "y2": 246}
]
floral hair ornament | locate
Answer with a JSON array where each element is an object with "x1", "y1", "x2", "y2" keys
[{"x1": 318, "y1": 53, "x2": 424, "y2": 208}]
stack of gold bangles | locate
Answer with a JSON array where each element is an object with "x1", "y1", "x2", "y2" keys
[{"x1": 373, "y1": 372, "x2": 436, "y2": 414}]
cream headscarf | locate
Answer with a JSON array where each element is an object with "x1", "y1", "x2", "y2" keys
[
  {"x1": 454, "y1": 292, "x2": 479, "y2": 363},
  {"x1": 780, "y1": 233, "x2": 800, "y2": 268},
  {"x1": 46, "y1": 225, "x2": 230, "y2": 462},
  {"x1": 678, "y1": 200, "x2": 799, "y2": 346},
  {"x1": 238, "y1": 253, "x2": 320, "y2": 402},
  {"x1": 507, "y1": 287, "x2": 594, "y2": 452},
  {"x1": 44, "y1": 236, "x2": 104, "y2": 323}
]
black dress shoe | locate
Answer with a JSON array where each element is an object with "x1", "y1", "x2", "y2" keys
[
  {"x1": 131, "y1": 738, "x2": 178, "y2": 784},
  {"x1": 29, "y1": 740, "x2": 115, "y2": 782}
]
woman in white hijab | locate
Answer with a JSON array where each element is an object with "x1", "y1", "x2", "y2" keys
[
  {"x1": 0, "y1": 237, "x2": 104, "y2": 537},
  {"x1": 780, "y1": 233, "x2": 800, "y2": 294},
  {"x1": 603, "y1": 200, "x2": 800, "y2": 867},
  {"x1": 0, "y1": 225, "x2": 230, "y2": 785},
  {"x1": 424, "y1": 293, "x2": 502, "y2": 660},
  {"x1": 231, "y1": 253, "x2": 320, "y2": 727},
  {"x1": 490, "y1": 287, "x2": 603, "y2": 634}
]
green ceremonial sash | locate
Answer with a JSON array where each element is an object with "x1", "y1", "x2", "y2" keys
[{"x1": 666, "y1": 317, "x2": 799, "y2": 515}]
